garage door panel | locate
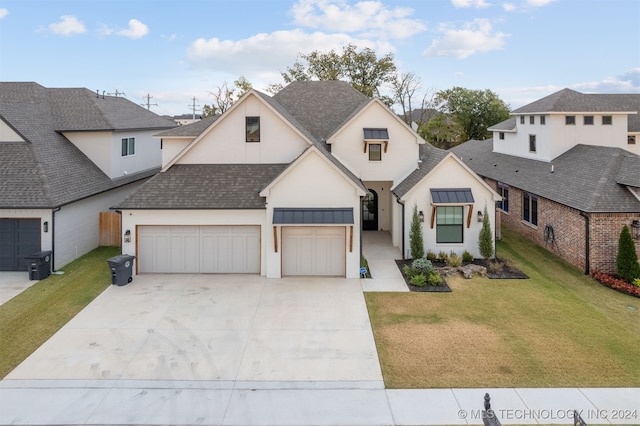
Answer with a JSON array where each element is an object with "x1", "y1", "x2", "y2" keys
[
  {"x1": 139, "y1": 225, "x2": 259, "y2": 274},
  {"x1": 282, "y1": 227, "x2": 345, "y2": 277},
  {"x1": 0, "y1": 219, "x2": 41, "y2": 271}
]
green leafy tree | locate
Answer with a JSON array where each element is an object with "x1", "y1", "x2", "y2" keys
[
  {"x1": 422, "y1": 113, "x2": 465, "y2": 147},
  {"x1": 478, "y1": 206, "x2": 494, "y2": 260},
  {"x1": 434, "y1": 87, "x2": 510, "y2": 142},
  {"x1": 201, "y1": 104, "x2": 217, "y2": 118},
  {"x1": 616, "y1": 225, "x2": 640, "y2": 282},
  {"x1": 281, "y1": 44, "x2": 396, "y2": 98},
  {"x1": 410, "y1": 204, "x2": 424, "y2": 259}
]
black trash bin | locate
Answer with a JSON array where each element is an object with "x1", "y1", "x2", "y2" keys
[
  {"x1": 24, "y1": 251, "x2": 52, "y2": 280},
  {"x1": 107, "y1": 255, "x2": 135, "y2": 286}
]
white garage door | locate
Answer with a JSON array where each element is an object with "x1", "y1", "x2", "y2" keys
[
  {"x1": 138, "y1": 225, "x2": 260, "y2": 273},
  {"x1": 282, "y1": 227, "x2": 345, "y2": 276}
]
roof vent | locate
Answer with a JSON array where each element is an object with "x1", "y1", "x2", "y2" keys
[{"x1": 551, "y1": 164, "x2": 555, "y2": 173}]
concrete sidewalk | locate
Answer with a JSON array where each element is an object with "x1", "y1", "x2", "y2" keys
[{"x1": 1, "y1": 380, "x2": 638, "y2": 425}]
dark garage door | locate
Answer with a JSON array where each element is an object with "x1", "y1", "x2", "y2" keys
[{"x1": 0, "y1": 219, "x2": 41, "y2": 271}]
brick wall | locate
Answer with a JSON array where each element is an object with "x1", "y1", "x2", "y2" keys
[{"x1": 486, "y1": 178, "x2": 640, "y2": 275}]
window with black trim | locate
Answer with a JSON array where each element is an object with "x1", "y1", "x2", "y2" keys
[
  {"x1": 566, "y1": 116, "x2": 576, "y2": 125},
  {"x1": 369, "y1": 143, "x2": 382, "y2": 161},
  {"x1": 529, "y1": 134, "x2": 536, "y2": 153},
  {"x1": 530, "y1": 116, "x2": 535, "y2": 124},
  {"x1": 436, "y1": 206, "x2": 463, "y2": 243},
  {"x1": 246, "y1": 117, "x2": 260, "y2": 142},
  {"x1": 584, "y1": 116, "x2": 594, "y2": 125},
  {"x1": 523, "y1": 192, "x2": 538, "y2": 226},
  {"x1": 602, "y1": 116, "x2": 612, "y2": 125},
  {"x1": 629, "y1": 135, "x2": 637, "y2": 145},
  {"x1": 121, "y1": 137, "x2": 135, "y2": 156},
  {"x1": 540, "y1": 115, "x2": 546, "y2": 125},
  {"x1": 520, "y1": 116, "x2": 525, "y2": 124},
  {"x1": 497, "y1": 182, "x2": 509, "y2": 212},
  {"x1": 499, "y1": 132, "x2": 505, "y2": 140}
]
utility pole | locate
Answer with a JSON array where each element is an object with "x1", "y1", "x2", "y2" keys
[
  {"x1": 141, "y1": 94, "x2": 158, "y2": 110},
  {"x1": 189, "y1": 97, "x2": 200, "y2": 120}
]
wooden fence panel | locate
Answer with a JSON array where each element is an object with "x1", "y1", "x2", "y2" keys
[{"x1": 99, "y1": 212, "x2": 121, "y2": 247}]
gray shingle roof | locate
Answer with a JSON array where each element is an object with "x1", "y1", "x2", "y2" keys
[
  {"x1": 273, "y1": 80, "x2": 370, "y2": 142},
  {"x1": 114, "y1": 164, "x2": 288, "y2": 209},
  {"x1": 156, "y1": 115, "x2": 219, "y2": 137},
  {"x1": 393, "y1": 143, "x2": 449, "y2": 198},
  {"x1": 0, "y1": 82, "x2": 173, "y2": 208},
  {"x1": 512, "y1": 88, "x2": 638, "y2": 115},
  {"x1": 488, "y1": 117, "x2": 517, "y2": 131},
  {"x1": 451, "y1": 140, "x2": 640, "y2": 213}
]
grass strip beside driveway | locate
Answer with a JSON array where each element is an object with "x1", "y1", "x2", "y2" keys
[
  {"x1": 0, "y1": 246, "x2": 119, "y2": 379},
  {"x1": 366, "y1": 227, "x2": 640, "y2": 389}
]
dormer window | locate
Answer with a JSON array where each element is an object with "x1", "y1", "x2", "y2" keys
[
  {"x1": 246, "y1": 117, "x2": 260, "y2": 142},
  {"x1": 363, "y1": 128, "x2": 388, "y2": 160}
]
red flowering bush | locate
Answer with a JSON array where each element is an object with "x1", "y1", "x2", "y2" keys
[{"x1": 591, "y1": 269, "x2": 640, "y2": 298}]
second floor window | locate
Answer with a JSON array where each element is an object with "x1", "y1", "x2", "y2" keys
[
  {"x1": 121, "y1": 137, "x2": 135, "y2": 156},
  {"x1": 584, "y1": 116, "x2": 594, "y2": 125},
  {"x1": 499, "y1": 132, "x2": 505, "y2": 140},
  {"x1": 369, "y1": 143, "x2": 382, "y2": 161},
  {"x1": 246, "y1": 117, "x2": 260, "y2": 142},
  {"x1": 566, "y1": 116, "x2": 576, "y2": 125},
  {"x1": 602, "y1": 116, "x2": 612, "y2": 125},
  {"x1": 520, "y1": 116, "x2": 525, "y2": 124},
  {"x1": 530, "y1": 116, "x2": 535, "y2": 124},
  {"x1": 540, "y1": 115, "x2": 546, "y2": 125}
]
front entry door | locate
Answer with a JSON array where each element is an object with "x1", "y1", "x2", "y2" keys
[{"x1": 362, "y1": 190, "x2": 378, "y2": 231}]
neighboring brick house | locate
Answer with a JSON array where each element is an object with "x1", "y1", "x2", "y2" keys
[{"x1": 452, "y1": 88, "x2": 640, "y2": 275}]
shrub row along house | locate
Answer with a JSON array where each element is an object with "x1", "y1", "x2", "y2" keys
[
  {"x1": 452, "y1": 88, "x2": 640, "y2": 275},
  {"x1": 115, "y1": 81, "x2": 500, "y2": 278},
  {"x1": 0, "y1": 82, "x2": 176, "y2": 271}
]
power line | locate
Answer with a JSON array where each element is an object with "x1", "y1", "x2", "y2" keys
[
  {"x1": 141, "y1": 93, "x2": 158, "y2": 110},
  {"x1": 189, "y1": 97, "x2": 201, "y2": 120}
]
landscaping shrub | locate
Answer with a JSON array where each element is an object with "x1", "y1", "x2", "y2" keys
[
  {"x1": 462, "y1": 250, "x2": 474, "y2": 263},
  {"x1": 634, "y1": 278, "x2": 640, "y2": 288},
  {"x1": 410, "y1": 273, "x2": 427, "y2": 287},
  {"x1": 403, "y1": 264, "x2": 417, "y2": 279},
  {"x1": 426, "y1": 250, "x2": 437, "y2": 262},
  {"x1": 488, "y1": 260, "x2": 504, "y2": 274},
  {"x1": 409, "y1": 204, "x2": 424, "y2": 259},
  {"x1": 592, "y1": 269, "x2": 640, "y2": 297},
  {"x1": 411, "y1": 258, "x2": 433, "y2": 274},
  {"x1": 426, "y1": 270, "x2": 443, "y2": 286},
  {"x1": 446, "y1": 252, "x2": 462, "y2": 267},
  {"x1": 437, "y1": 251, "x2": 448, "y2": 263},
  {"x1": 616, "y1": 225, "x2": 640, "y2": 283},
  {"x1": 478, "y1": 206, "x2": 494, "y2": 259}
]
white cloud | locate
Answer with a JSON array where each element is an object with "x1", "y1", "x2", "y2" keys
[
  {"x1": 451, "y1": 0, "x2": 490, "y2": 8},
  {"x1": 527, "y1": 0, "x2": 554, "y2": 6},
  {"x1": 572, "y1": 68, "x2": 640, "y2": 93},
  {"x1": 116, "y1": 19, "x2": 148, "y2": 39},
  {"x1": 0, "y1": 8, "x2": 8, "y2": 19},
  {"x1": 423, "y1": 19, "x2": 508, "y2": 59},
  {"x1": 291, "y1": 0, "x2": 425, "y2": 39},
  {"x1": 502, "y1": 2, "x2": 516, "y2": 11},
  {"x1": 48, "y1": 15, "x2": 86, "y2": 36},
  {"x1": 186, "y1": 28, "x2": 393, "y2": 75}
]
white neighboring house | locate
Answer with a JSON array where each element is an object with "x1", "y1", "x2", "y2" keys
[
  {"x1": 116, "y1": 81, "x2": 500, "y2": 278},
  {"x1": 0, "y1": 82, "x2": 176, "y2": 271}
]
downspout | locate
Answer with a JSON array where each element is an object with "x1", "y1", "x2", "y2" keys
[
  {"x1": 51, "y1": 207, "x2": 60, "y2": 271},
  {"x1": 395, "y1": 197, "x2": 406, "y2": 259},
  {"x1": 360, "y1": 195, "x2": 364, "y2": 269},
  {"x1": 580, "y1": 211, "x2": 590, "y2": 275}
]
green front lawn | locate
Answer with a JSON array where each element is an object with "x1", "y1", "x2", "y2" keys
[
  {"x1": 366, "y1": 227, "x2": 640, "y2": 388},
  {"x1": 0, "y1": 247, "x2": 118, "y2": 378}
]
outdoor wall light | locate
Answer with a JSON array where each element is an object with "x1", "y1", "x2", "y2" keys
[
  {"x1": 631, "y1": 220, "x2": 640, "y2": 240},
  {"x1": 418, "y1": 211, "x2": 424, "y2": 222},
  {"x1": 124, "y1": 229, "x2": 131, "y2": 243},
  {"x1": 477, "y1": 210, "x2": 484, "y2": 223},
  {"x1": 43, "y1": 221, "x2": 48, "y2": 233}
]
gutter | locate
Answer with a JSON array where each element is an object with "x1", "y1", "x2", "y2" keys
[{"x1": 579, "y1": 211, "x2": 590, "y2": 275}]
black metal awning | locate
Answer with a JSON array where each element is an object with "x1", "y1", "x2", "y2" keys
[
  {"x1": 430, "y1": 188, "x2": 474, "y2": 204},
  {"x1": 363, "y1": 128, "x2": 389, "y2": 139},
  {"x1": 273, "y1": 208, "x2": 354, "y2": 224}
]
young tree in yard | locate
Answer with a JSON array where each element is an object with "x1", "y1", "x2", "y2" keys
[
  {"x1": 434, "y1": 87, "x2": 510, "y2": 143},
  {"x1": 616, "y1": 225, "x2": 640, "y2": 282},
  {"x1": 478, "y1": 206, "x2": 494, "y2": 260},
  {"x1": 410, "y1": 204, "x2": 424, "y2": 259}
]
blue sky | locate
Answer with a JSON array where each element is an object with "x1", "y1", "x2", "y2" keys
[{"x1": 0, "y1": 0, "x2": 638, "y2": 117}]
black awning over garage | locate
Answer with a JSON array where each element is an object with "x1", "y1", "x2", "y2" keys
[{"x1": 273, "y1": 208, "x2": 354, "y2": 224}]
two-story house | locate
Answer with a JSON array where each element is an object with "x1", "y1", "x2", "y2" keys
[
  {"x1": 115, "y1": 81, "x2": 500, "y2": 278},
  {"x1": 0, "y1": 82, "x2": 176, "y2": 271},
  {"x1": 452, "y1": 88, "x2": 640, "y2": 275}
]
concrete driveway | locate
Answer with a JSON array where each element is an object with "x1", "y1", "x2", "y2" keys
[
  {"x1": 0, "y1": 272, "x2": 37, "y2": 305},
  {"x1": 5, "y1": 274, "x2": 382, "y2": 383}
]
